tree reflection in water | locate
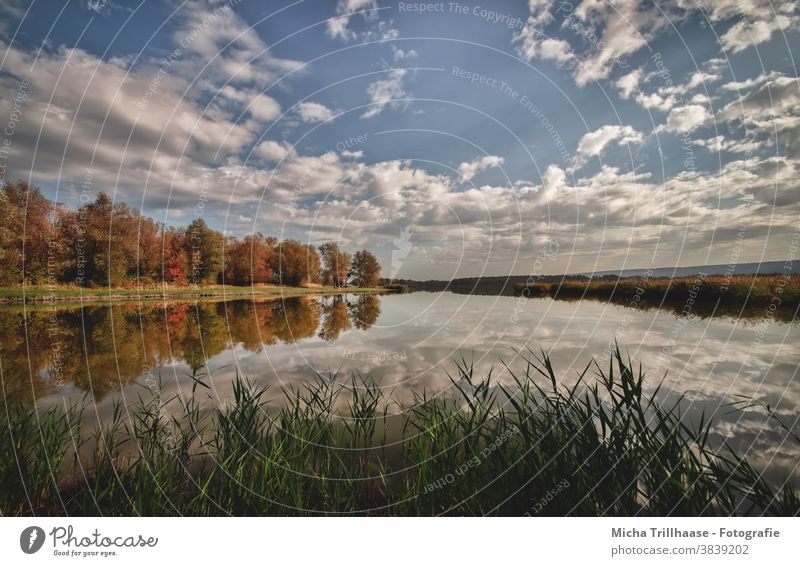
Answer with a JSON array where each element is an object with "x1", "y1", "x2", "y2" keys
[{"x1": 0, "y1": 294, "x2": 380, "y2": 401}]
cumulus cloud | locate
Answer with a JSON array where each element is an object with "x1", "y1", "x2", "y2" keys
[
  {"x1": 457, "y1": 156, "x2": 505, "y2": 181},
  {"x1": 622, "y1": 61, "x2": 723, "y2": 114},
  {"x1": 295, "y1": 101, "x2": 337, "y2": 123},
  {"x1": 717, "y1": 74, "x2": 800, "y2": 157},
  {"x1": 578, "y1": 125, "x2": 644, "y2": 156},
  {"x1": 514, "y1": 28, "x2": 572, "y2": 65},
  {"x1": 695, "y1": 135, "x2": 761, "y2": 154},
  {"x1": 659, "y1": 104, "x2": 712, "y2": 133},
  {"x1": 0, "y1": 4, "x2": 307, "y2": 215},
  {"x1": 721, "y1": 19, "x2": 778, "y2": 53},
  {"x1": 517, "y1": 0, "x2": 798, "y2": 89},
  {"x1": 326, "y1": 0, "x2": 397, "y2": 43},
  {"x1": 680, "y1": 0, "x2": 799, "y2": 53},
  {"x1": 240, "y1": 142, "x2": 800, "y2": 277},
  {"x1": 615, "y1": 68, "x2": 644, "y2": 99},
  {"x1": 362, "y1": 69, "x2": 410, "y2": 118},
  {"x1": 719, "y1": 75, "x2": 800, "y2": 123},
  {"x1": 255, "y1": 140, "x2": 294, "y2": 162},
  {"x1": 171, "y1": 4, "x2": 303, "y2": 86},
  {"x1": 572, "y1": 0, "x2": 666, "y2": 86},
  {"x1": 217, "y1": 86, "x2": 281, "y2": 121}
]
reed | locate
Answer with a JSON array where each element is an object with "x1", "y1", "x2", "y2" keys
[
  {"x1": 515, "y1": 274, "x2": 800, "y2": 320},
  {"x1": 1, "y1": 347, "x2": 797, "y2": 516}
]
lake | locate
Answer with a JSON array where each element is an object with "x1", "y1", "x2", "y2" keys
[{"x1": 2, "y1": 291, "x2": 798, "y2": 483}]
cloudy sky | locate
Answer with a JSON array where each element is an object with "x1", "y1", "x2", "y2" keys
[{"x1": 0, "y1": 0, "x2": 798, "y2": 279}]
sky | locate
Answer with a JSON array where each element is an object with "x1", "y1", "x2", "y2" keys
[{"x1": 0, "y1": 0, "x2": 798, "y2": 279}]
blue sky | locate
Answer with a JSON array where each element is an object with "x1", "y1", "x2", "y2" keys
[{"x1": 0, "y1": 0, "x2": 798, "y2": 278}]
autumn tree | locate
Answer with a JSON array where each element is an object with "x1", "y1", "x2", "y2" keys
[
  {"x1": 273, "y1": 240, "x2": 320, "y2": 287},
  {"x1": 135, "y1": 215, "x2": 162, "y2": 284},
  {"x1": 348, "y1": 294, "x2": 381, "y2": 329},
  {"x1": 185, "y1": 218, "x2": 223, "y2": 285},
  {"x1": 271, "y1": 296, "x2": 320, "y2": 343},
  {"x1": 318, "y1": 241, "x2": 351, "y2": 287},
  {"x1": 348, "y1": 249, "x2": 381, "y2": 288},
  {"x1": 318, "y1": 296, "x2": 351, "y2": 341},
  {"x1": 225, "y1": 233, "x2": 276, "y2": 285},
  {"x1": 0, "y1": 180, "x2": 57, "y2": 285},
  {"x1": 52, "y1": 207, "x2": 83, "y2": 284},
  {"x1": 0, "y1": 182, "x2": 384, "y2": 290},
  {"x1": 162, "y1": 227, "x2": 188, "y2": 284}
]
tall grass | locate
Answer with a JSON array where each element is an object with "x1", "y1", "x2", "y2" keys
[
  {"x1": 1, "y1": 347, "x2": 797, "y2": 516},
  {"x1": 515, "y1": 274, "x2": 800, "y2": 320}
]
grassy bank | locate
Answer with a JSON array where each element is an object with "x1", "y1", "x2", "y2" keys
[
  {"x1": 1, "y1": 348, "x2": 796, "y2": 516},
  {"x1": 0, "y1": 284, "x2": 386, "y2": 304},
  {"x1": 515, "y1": 274, "x2": 800, "y2": 320}
]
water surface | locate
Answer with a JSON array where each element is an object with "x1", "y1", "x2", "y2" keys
[{"x1": 2, "y1": 291, "x2": 797, "y2": 482}]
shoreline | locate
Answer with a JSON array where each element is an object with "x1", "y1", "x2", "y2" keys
[{"x1": 0, "y1": 285, "x2": 388, "y2": 305}]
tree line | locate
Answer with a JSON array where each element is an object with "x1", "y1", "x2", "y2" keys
[{"x1": 0, "y1": 180, "x2": 382, "y2": 288}]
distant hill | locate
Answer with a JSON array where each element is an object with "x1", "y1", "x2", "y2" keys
[
  {"x1": 393, "y1": 261, "x2": 795, "y2": 296},
  {"x1": 578, "y1": 260, "x2": 794, "y2": 279}
]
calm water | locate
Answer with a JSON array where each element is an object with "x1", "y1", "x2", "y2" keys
[{"x1": 2, "y1": 292, "x2": 798, "y2": 482}]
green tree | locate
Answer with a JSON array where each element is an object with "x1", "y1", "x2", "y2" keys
[
  {"x1": 80, "y1": 192, "x2": 138, "y2": 287},
  {"x1": 185, "y1": 218, "x2": 223, "y2": 285},
  {"x1": 348, "y1": 249, "x2": 381, "y2": 288}
]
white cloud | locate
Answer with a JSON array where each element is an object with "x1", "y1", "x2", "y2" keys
[
  {"x1": 457, "y1": 155, "x2": 505, "y2": 181},
  {"x1": 625, "y1": 63, "x2": 723, "y2": 113},
  {"x1": 578, "y1": 125, "x2": 644, "y2": 156},
  {"x1": 392, "y1": 46, "x2": 418, "y2": 60},
  {"x1": 635, "y1": 91, "x2": 677, "y2": 112},
  {"x1": 218, "y1": 87, "x2": 281, "y2": 121},
  {"x1": 295, "y1": 101, "x2": 337, "y2": 123},
  {"x1": 514, "y1": 28, "x2": 572, "y2": 64},
  {"x1": 572, "y1": 0, "x2": 667, "y2": 86},
  {"x1": 615, "y1": 68, "x2": 644, "y2": 99},
  {"x1": 172, "y1": 5, "x2": 303, "y2": 87},
  {"x1": 255, "y1": 140, "x2": 294, "y2": 162},
  {"x1": 717, "y1": 74, "x2": 800, "y2": 157},
  {"x1": 721, "y1": 18, "x2": 783, "y2": 53},
  {"x1": 719, "y1": 75, "x2": 800, "y2": 123},
  {"x1": 248, "y1": 94, "x2": 282, "y2": 121},
  {"x1": 683, "y1": 0, "x2": 799, "y2": 53},
  {"x1": 362, "y1": 69, "x2": 410, "y2": 118},
  {"x1": 516, "y1": 0, "x2": 798, "y2": 89},
  {"x1": 720, "y1": 75, "x2": 769, "y2": 92},
  {"x1": 0, "y1": 41, "x2": 261, "y2": 203},
  {"x1": 526, "y1": 0, "x2": 555, "y2": 26},
  {"x1": 327, "y1": 0, "x2": 379, "y2": 40},
  {"x1": 250, "y1": 150, "x2": 800, "y2": 277},
  {"x1": 326, "y1": 0, "x2": 395, "y2": 43},
  {"x1": 540, "y1": 163, "x2": 567, "y2": 199},
  {"x1": 695, "y1": 135, "x2": 761, "y2": 154},
  {"x1": 0, "y1": 3, "x2": 312, "y2": 215},
  {"x1": 685, "y1": 70, "x2": 722, "y2": 90},
  {"x1": 658, "y1": 104, "x2": 712, "y2": 133}
]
